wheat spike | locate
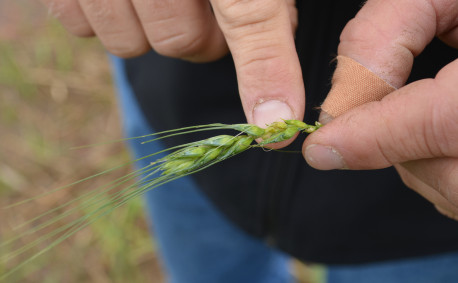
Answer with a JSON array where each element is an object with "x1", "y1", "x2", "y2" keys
[{"x1": 1, "y1": 119, "x2": 321, "y2": 280}]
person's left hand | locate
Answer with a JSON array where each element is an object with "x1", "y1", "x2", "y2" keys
[
  {"x1": 303, "y1": 0, "x2": 458, "y2": 220},
  {"x1": 41, "y1": 0, "x2": 305, "y2": 149}
]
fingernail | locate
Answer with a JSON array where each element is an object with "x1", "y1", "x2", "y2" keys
[
  {"x1": 319, "y1": 111, "x2": 334, "y2": 125},
  {"x1": 304, "y1": 144, "x2": 347, "y2": 170},
  {"x1": 253, "y1": 100, "x2": 294, "y2": 127}
]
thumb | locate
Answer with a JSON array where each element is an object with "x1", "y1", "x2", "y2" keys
[
  {"x1": 210, "y1": 0, "x2": 305, "y2": 145},
  {"x1": 303, "y1": 59, "x2": 458, "y2": 170}
]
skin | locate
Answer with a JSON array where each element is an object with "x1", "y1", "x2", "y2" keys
[
  {"x1": 304, "y1": 0, "x2": 458, "y2": 220},
  {"x1": 42, "y1": 0, "x2": 458, "y2": 220},
  {"x1": 40, "y1": 0, "x2": 304, "y2": 150}
]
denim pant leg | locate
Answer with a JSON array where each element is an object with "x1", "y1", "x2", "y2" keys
[
  {"x1": 327, "y1": 251, "x2": 458, "y2": 283},
  {"x1": 110, "y1": 56, "x2": 293, "y2": 283}
]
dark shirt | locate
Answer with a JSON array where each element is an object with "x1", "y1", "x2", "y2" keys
[{"x1": 124, "y1": 0, "x2": 458, "y2": 264}]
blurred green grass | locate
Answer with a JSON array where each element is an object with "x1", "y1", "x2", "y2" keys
[{"x1": 0, "y1": 2, "x2": 163, "y2": 282}]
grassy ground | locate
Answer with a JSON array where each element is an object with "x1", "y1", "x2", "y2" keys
[{"x1": 0, "y1": 2, "x2": 324, "y2": 282}]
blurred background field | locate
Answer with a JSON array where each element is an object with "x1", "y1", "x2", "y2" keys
[
  {"x1": 0, "y1": 1, "x2": 323, "y2": 282},
  {"x1": 0, "y1": 1, "x2": 163, "y2": 282}
]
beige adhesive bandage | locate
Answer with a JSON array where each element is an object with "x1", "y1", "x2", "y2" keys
[{"x1": 321, "y1": 55, "x2": 396, "y2": 117}]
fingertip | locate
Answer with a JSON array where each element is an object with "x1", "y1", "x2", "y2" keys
[
  {"x1": 303, "y1": 144, "x2": 347, "y2": 170},
  {"x1": 252, "y1": 100, "x2": 294, "y2": 128},
  {"x1": 318, "y1": 111, "x2": 334, "y2": 125},
  {"x1": 250, "y1": 100, "x2": 297, "y2": 149}
]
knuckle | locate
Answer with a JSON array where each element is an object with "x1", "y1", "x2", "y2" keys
[
  {"x1": 236, "y1": 42, "x2": 284, "y2": 68},
  {"x1": 216, "y1": 0, "x2": 282, "y2": 30},
  {"x1": 373, "y1": 106, "x2": 400, "y2": 164},
  {"x1": 44, "y1": 0, "x2": 66, "y2": 18},
  {"x1": 65, "y1": 22, "x2": 94, "y2": 37},
  {"x1": 150, "y1": 31, "x2": 205, "y2": 59},
  {"x1": 430, "y1": 0, "x2": 458, "y2": 33},
  {"x1": 378, "y1": 82, "x2": 452, "y2": 163},
  {"x1": 44, "y1": 0, "x2": 75, "y2": 19},
  {"x1": 44, "y1": 0, "x2": 94, "y2": 37},
  {"x1": 340, "y1": 17, "x2": 413, "y2": 87},
  {"x1": 340, "y1": 17, "x2": 385, "y2": 48},
  {"x1": 432, "y1": 83, "x2": 458, "y2": 157},
  {"x1": 105, "y1": 36, "x2": 149, "y2": 58},
  {"x1": 80, "y1": 0, "x2": 114, "y2": 23},
  {"x1": 417, "y1": 93, "x2": 446, "y2": 157}
]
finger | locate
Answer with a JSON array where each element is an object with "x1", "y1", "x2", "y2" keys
[
  {"x1": 285, "y1": 0, "x2": 298, "y2": 32},
  {"x1": 437, "y1": 3, "x2": 458, "y2": 49},
  {"x1": 320, "y1": 0, "x2": 458, "y2": 119},
  {"x1": 339, "y1": 0, "x2": 457, "y2": 87},
  {"x1": 131, "y1": 0, "x2": 228, "y2": 62},
  {"x1": 78, "y1": 0, "x2": 150, "y2": 58},
  {"x1": 210, "y1": 0, "x2": 305, "y2": 148},
  {"x1": 396, "y1": 164, "x2": 458, "y2": 221},
  {"x1": 435, "y1": 205, "x2": 458, "y2": 221},
  {"x1": 402, "y1": 158, "x2": 458, "y2": 207},
  {"x1": 304, "y1": 59, "x2": 458, "y2": 170},
  {"x1": 41, "y1": 0, "x2": 94, "y2": 36}
]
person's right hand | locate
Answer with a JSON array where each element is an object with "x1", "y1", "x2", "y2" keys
[
  {"x1": 42, "y1": 0, "x2": 305, "y2": 147},
  {"x1": 303, "y1": 0, "x2": 458, "y2": 219}
]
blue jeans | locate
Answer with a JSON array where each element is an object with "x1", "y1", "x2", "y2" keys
[
  {"x1": 110, "y1": 55, "x2": 458, "y2": 283},
  {"x1": 327, "y1": 252, "x2": 458, "y2": 283}
]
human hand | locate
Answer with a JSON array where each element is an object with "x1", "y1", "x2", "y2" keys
[
  {"x1": 42, "y1": 0, "x2": 305, "y2": 147},
  {"x1": 303, "y1": 0, "x2": 458, "y2": 219}
]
